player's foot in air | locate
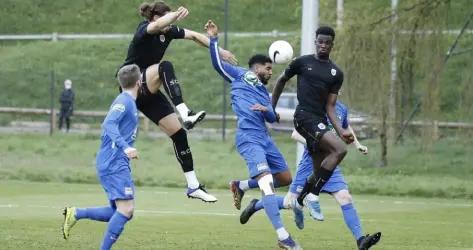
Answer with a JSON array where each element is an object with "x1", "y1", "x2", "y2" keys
[
  {"x1": 240, "y1": 198, "x2": 258, "y2": 224},
  {"x1": 62, "y1": 207, "x2": 77, "y2": 240},
  {"x1": 187, "y1": 185, "x2": 217, "y2": 203},
  {"x1": 229, "y1": 180, "x2": 245, "y2": 210},
  {"x1": 304, "y1": 198, "x2": 324, "y2": 221},
  {"x1": 357, "y1": 232, "x2": 382, "y2": 250},
  {"x1": 183, "y1": 110, "x2": 206, "y2": 130},
  {"x1": 278, "y1": 236, "x2": 303, "y2": 250},
  {"x1": 292, "y1": 199, "x2": 304, "y2": 229}
]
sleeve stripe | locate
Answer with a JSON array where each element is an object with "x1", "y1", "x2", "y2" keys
[{"x1": 212, "y1": 41, "x2": 234, "y2": 82}]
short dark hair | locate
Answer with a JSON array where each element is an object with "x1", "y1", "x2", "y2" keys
[
  {"x1": 117, "y1": 64, "x2": 141, "y2": 89},
  {"x1": 140, "y1": 1, "x2": 171, "y2": 20},
  {"x1": 316, "y1": 26, "x2": 335, "y2": 40},
  {"x1": 248, "y1": 54, "x2": 272, "y2": 68}
]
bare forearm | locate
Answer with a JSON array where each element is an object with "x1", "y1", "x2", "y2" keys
[
  {"x1": 271, "y1": 75, "x2": 288, "y2": 108},
  {"x1": 147, "y1": 12, "x2": 178, "y2": 33},
  {"x1": 348, "y1": 126, "x2": 361, "y2": 146}
]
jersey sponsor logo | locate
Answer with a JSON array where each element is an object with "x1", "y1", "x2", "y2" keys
[
  {"x1": 331, "y1": 68, "x2": 337, "y2": 76},
  {"x1": 124, "y1": 187, "x2": 133, "y2": 195},
  {"x1": 307, "y1": 67, "x2": 312, "y2": 71},
  {"x1": 318, "y1": 123, "x2": 326, "y2": 130},
  {"x1": 256, "y1": 163, "x2": 269, "y2": 172},
  {"x1": 243, "y1": 71, "x2": 261, "y2": 86},
  {"x1": 111, "y1": 103, "x2": 125, "y2": 112},
  {"x1": 160, "y1": 34, "x2": 166, "y2": 42}
]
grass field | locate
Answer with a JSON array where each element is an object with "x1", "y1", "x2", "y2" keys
[{"x1": 0, "y1": 181, "x2": 472, "y2": 249}]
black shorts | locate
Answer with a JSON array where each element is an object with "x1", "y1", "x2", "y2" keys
[
  {"x1": 135, "y1": 72, "x2": 174, "y2": 125},
  {"x1": 293, "y1": 109, "x2": 330, "y2": 154}
]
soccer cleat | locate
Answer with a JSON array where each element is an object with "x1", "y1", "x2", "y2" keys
[
  {"x1": 183, "y1": 110, "x2": 206, "y2": 130},
  {"x1": 240, "y1": 199, "x2": 258, "y2": 224},
  {"x1": 357, "y1": 232, "x2": 382, "y2": 250},
  {"x1": 186, "y1": 185, "x2": 217, "y2": 203},
  {"x1": 303, "y1": 198, "x2": 324, "y2": 221},
  {"x1": 292, "y1": 199, "x2": 304, "y2": 230},
  {"x1": 278, "y1": 236, "x2": 303, "y2": 250},
  {"x1": 62, "y1": 207, "x2": 77, "y2": 240},
  {"x1": 229, "y1": 180, "x2": 245, "y2": 210}
]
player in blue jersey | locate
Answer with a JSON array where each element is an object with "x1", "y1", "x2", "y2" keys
[
  {"x1": 288, "y1": 101, "x2": 381, "y2": 250},
  {"x1": 205, "y1": 20, "x2": 301, "y2": 250},
  {"x1": 62, "y1": 64, "x2": 142, "y2": 250}
]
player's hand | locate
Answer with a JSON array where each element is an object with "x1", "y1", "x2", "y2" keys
[
  {"x1": 341, "y1": 130, "x2": 354, "y2": 144},
  {"x1": 356, "y1": 144, "x2": 368, "y2": 155},
  {"x1": 219, "y1": 49, "x2": 238, "y2": 65},
  {"x1": 205, "y1": 20, "x2": 218, "y2": 37},
  {"x1": 124, "y1": 147, "x2": 139, "y2": 160},
  {"x1": 250, "y1": 103, "x2": 269, "y2": 112},
  {"x1": 175, "y1": 6, "x2": 189, "y2": 21}
]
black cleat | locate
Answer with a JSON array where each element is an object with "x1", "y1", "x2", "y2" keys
[
  {"x1": 183, "y1": 110, "x2": 206, "y2": 130},
  {"x1": 357, "y1": 232, "x2": 382, "y2": 250},
  {"x1": 240, "y1": 199, "x2": 258, "y2": 224}
]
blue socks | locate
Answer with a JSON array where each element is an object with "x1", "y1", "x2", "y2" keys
[
  {"x1": 75, "y1": 207, "x2": 115, "y2": 222},
  {"x1": 341, "y1": 203, "x2": 363, "y2": 240},
  {"x1": 101, "y1": 211, "x2": 130, "y2": 250},
  {"x1": 262, "y1": 194, "x2": 284, "y2": 230},
  {"x1": 248, "y1": 179, "x2": 259, "y2": 189},
  {"x1": 255, "y1": 195, "x2": 285, "y2": 211}
]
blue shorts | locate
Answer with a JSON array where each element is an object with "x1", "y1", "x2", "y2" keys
[
  {"x1": 236, "y1": 132, "x2": 288, "y2": 178},
  {"x1": 98, "y1": 169, "x2": 135, "y2": 201},
  {"x1": 289, "y1": 151, "x2": 348, "y2": 194}
]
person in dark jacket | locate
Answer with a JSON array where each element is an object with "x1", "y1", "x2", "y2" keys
[{"x1": 59, "y1": 79, "x2": 75, "y2": 132}]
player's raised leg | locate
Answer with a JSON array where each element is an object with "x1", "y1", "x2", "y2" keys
[
  {"x1": 100, "y1": 199, "x2": 134, "y2": 250},
  {"x1": 157, "y1": 113, "x2": 217, "y2": 202}
]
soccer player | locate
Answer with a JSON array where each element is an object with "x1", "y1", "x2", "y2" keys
[
  {"x1": 205, "y1": 20, "x2": 301, "y2": 250},
  {"x1": 118, "y1": 1, "x2": 237, "y2": 202},
  {"x1": 272, "y1": 26, "x2": 353, "y2": 219},
  {"x1": 62, "y1": 64, "x2": 141, "y2": 250},
  {"x1": 288, "y1": 100, "x2": 382, "y2": 250}
]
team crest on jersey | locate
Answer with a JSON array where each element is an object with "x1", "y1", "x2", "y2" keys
[
  {"x1": 111, "y1": 103, "x2": 125, "y2": 112},
  {"x1": 243, "y1": 71, "x2": 260, "y2": 86},
  {"x1": 160, "y1": 34, "x2": 166, "y2": 42},
  {"x1": 318, "y1": 123, "x2": 326, "y2": 130},
  {"x1": 331, "y1": 68, "x2": 337, "y2": 76}
]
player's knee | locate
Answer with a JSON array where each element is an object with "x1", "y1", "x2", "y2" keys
[
  {"x1": 334, "y1": 190, "x2": 352, "y2": 205},
  {"x1": 158, "y1": 61, "x2": 175, "y2": 75},
  {"x1": 335, "y1": 145, "x2": 347, "y2": 161},
  {"x1": 257, "y1": 173, "x2": 275, "y2": 196},
  {"x1": 117, "y1": 202, "x2": 135, "y2": 218}
]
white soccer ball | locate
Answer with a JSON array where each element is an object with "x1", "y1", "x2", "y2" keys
[{"x1": 268, "y1": 40, "x2": 294, "y2": 64}]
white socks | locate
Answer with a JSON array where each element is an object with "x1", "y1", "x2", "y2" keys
[
  {"x1": 276, "y1": 227, "x2": 290, "y2": 240},
  {"x1": 176, "y1": 103, "x2": 190, "y2": 119},
  {"x1": 184, "y1": 171, "x2": 199, "y2": 189},
  {"x1": 238, "y1": 180, "x2": 250, "y2": 191}
]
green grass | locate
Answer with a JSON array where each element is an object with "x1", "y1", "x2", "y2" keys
[
  {"x1": 1, "y1": 133, "x2": 472, "y2": 198},
  {"x1": 0, "y1": 181, "x2": 472, "y2": 249}
]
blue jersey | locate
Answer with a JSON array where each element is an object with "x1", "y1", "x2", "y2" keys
[
  {"x1": 96, "y1": 92, "x2": 138, "y2": 175},
  {"x1": 209, "y1": 37, "x2": 277, "y2": 134},
  {"x1": 327, "y1": 101, "x2": 349, "y2": 131}
]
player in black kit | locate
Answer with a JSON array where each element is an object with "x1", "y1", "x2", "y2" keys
[
  {"x1": 272, "y1": 26, "x2": 357, "y2": 223},
  {"x1": 119, "y1": 1, "x2": 237, "y2": 202}
]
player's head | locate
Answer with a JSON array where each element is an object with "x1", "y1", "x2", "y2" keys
[
  {"x1": 140, "y1": 1, "x2": 171, "y2": 21},
  {"x1": 117, "y1": 64, "x2": 141, "y2": 90},
  {"x1": 64, "y1": 79, "x2": 72, "y2": 89},
  {"x1": 248, "y1": 54, "x2": 273, "y2": 85},
  {"x1": 315, "y1": 26, "x2": 335, "y2": 59}
]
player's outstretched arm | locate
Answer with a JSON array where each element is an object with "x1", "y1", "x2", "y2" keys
[
  {"x1": 205, "y1": 20, "x2": 240, "y2": 82},
  {"x1": 184, "y1": 29, "x2": 237, "y2": 65},
  {"x1": 348, "y1": 125, "x2": 368, "y2": 154},
  {"x1": 146, "y1": 6, "x2": 189, "y2": 34},
  {"x1": 271, "y1": 72, "x2": 290, "y2": 109},
  {"x1": 250, "y1": 103, "x2": 277, "y2": 123}
]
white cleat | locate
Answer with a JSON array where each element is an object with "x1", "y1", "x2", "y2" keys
[
  {"x1": 183, "y1": 110, "x2": 206, "y2": 130},
  {"x1": 187, "y1": 185, "x2": 218, "y2": 203}
]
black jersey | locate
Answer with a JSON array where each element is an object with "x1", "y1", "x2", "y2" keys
[
  {"x1": 121, "y1": 21, "x2": 185, "y2": 70},
  {"x1": 283, "y1": 55, "x2": 344, "y2": 117}
]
